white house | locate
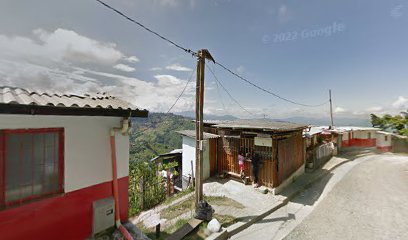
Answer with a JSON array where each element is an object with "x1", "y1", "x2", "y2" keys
[
  {"x1": 376, "y1": 131, "x2": 392, "y2": 152},
  {"x1": 0, "y1": 86, "x2": 148, "y2": 240},
  {"x1": 335, "y1": 126, "x2": 379, "y2": 148},
  {"x1": 176, "y1": 130, "x2": 219, "y2": 189}
]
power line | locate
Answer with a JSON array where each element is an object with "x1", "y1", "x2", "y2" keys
[
  {"x1": 213, "y1": 61, "x2": 329, "y2": 107},
  {"x1": 166, "y1": 70, "x2": 195, "y2": 114},
  {"x1": 95, "y1": 0, "x2": 329, "y2": 107},
  {"x1": 206, "y1": 63, "x2": 253, "y2": 116},
  {"x1": 95, "y1": 0, "x2": 197, "y2": 57},
  {"x1": 208, "y1": 64, "x2": 227, "y2": 111}
]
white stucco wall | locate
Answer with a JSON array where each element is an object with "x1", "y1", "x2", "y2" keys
[
  {"x1": 181, "y1": 136, "x2": 210, "y2": 181},
  {"x1": 376, "y1": 132, "x2": 392, "y2": 147},
  {"x1": 0, "y1": 114, "x2": 129, "y2": 193},
  {"x1": 342, "y1": 132, "x2": 349, "y2": 140},
  {"x1": 353, "y1": 130, "x2": 376, "y2": 139}
]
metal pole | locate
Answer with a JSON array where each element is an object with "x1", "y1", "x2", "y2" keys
[{"x1": 329, "y1": 89, "x2": 334, "y2": 127}]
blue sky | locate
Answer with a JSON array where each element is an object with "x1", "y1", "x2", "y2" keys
[{"x1": 0, "y1": 0, "x2": 407, "y2": 119}]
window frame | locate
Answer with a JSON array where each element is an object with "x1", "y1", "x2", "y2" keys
[{"x1": 0, "y1": 128, "x2": 64, "y2": 208}]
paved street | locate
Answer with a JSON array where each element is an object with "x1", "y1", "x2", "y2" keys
[{"x1": 231, "y1": 153, "x2": 408, "y2": 240}]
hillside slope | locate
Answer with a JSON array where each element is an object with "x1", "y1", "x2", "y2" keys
[{"x1": 130, "y1": 113, "x2": 194, "y2": 162}]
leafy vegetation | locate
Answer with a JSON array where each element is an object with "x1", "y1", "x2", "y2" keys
[
  {"x1": 128, "y1": 113, "x2": 194, "y2": 216},
  {"x1": 130, "y1": 112, "x2": 195, "y2": 163},
  {"x1": 370, "y1": 111, "x2": 408, "y2": 136},
  {"x1": 128, "y1": 160, "x2": 166, "y2": 216}
]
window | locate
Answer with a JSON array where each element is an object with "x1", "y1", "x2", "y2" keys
[
  {"x1": 0, "y1": 128, "x2": 64, "y2": 208},
  {"x1": 385, "y1": 136, "x2": 388, "y2": 141}
]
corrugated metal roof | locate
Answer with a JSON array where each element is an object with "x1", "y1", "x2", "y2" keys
[
  {"x1": 334, "y1": 126, "x2": 380, "y2": 132},
  {"x1": 0, "y1": 86, "x2": 147, "y2": 117},
  {"x1": 212, "y1": 119, "x2": 307, "y2": 131},
  {"x1": 176, "y1": 130, "x2": 220, "y2": 139}
]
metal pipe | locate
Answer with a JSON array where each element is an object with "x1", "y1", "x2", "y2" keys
[{"x1": 110, "y1": 118, "x2": 133, "y2": 240}]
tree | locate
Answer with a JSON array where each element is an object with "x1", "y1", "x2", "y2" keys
[{"x1": 370, "y1": 112, "x2": 408, "y2": 136}]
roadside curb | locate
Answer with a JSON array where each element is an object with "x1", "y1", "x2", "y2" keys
[{"x1": 209, "y1": 157, "x2": 354, "y2": 240}]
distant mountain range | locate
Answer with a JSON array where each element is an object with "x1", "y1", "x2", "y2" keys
[{"x1": 175, "y1": 111, "x2": 371, "y2": 127}]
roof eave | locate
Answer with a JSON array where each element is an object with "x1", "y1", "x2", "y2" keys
[{"x1": 0, "y1": 103, "x2": 149, "y2": 118}]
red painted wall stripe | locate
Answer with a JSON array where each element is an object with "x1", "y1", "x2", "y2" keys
[
  {"x1": 0, "y1": 176, "x2": 129, "y2": 240},
  {"x1": 377, "y1": 146, "x2": 392, "y2": 152},
  {"x1": 342, "y1": 138, "x2": 376, "y2": 148}
]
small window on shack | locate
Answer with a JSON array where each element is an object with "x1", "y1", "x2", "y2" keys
[
  {"x1": 0, "y1": 128, "x2": 64, "y2": 208},
  {"x1": 385, "y1": 135, "x2": 388, "y2": 141}
]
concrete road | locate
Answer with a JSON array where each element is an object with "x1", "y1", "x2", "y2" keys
[{"x1": 231, "y1": 153, "x2": 408, "y2": 240}]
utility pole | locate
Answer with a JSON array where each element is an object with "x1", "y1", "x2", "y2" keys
[
  {"x1": 329, "y1": 89, "x2": 334, "y2": 128},
  {"x1": 195, "y1": 49, "x2": 214, "y2": 209}
]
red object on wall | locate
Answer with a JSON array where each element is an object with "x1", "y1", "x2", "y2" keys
[
  {"x1": 377, "y1": 146, "x2": 392, "y2": 152},
  {"x1": 0, "y1": 176, "x2": 129, "y2": 240},
  {"x1": 342, "y1": 138, "x2": 376, "y2": 148}
]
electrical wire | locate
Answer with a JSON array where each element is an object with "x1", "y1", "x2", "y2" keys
[
  {"x1": 213, "y1": 61, "x2": 329, "y2": 107},
  {"x1": 95, "y1": 0, "x2": 329, "y2": 107},
  {"x1": 206, "y1": 63, "x2": 253, "y2": 116},
  {"x1": 208, "y1": 64, "x2": 227, "y2": 111},
  {"x1": 166, "y1": 70, "x2": 195, "y2": 114},
  {"x1": 95, "y1": 0, "x2": 197, "y2": 57}
]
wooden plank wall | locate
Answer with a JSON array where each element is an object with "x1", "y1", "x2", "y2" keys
[
  {"x1": 217, "y1": 136, "x2": 275, "y2": 187},
  {"x1": 277, "y1": 132, "x2": 304, "y2": 185},
  {"x1": 209, "y1": 138, "x2": 217, "y2": 176}
]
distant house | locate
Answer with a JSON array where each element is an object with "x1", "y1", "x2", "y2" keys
[
  {"x1": 303, "y1": 126, "x2": 336, "y2": 169},
  {"x1": 204, "y1": 119, "x2": 307, "y2": 193},
  {"x1": 150, "y1": 149, "x2": 183, "y2": 189},
  {"x1": 335, "y1": 127, "x2": 379, "y2": 148},
  {"x1": 376, "y1": 131, "x2": 392, "y2": 152},
  {"x1": 176, "y1": 130, "x2": 219, "y2": 189},
  {"x1": 0, "y1": 86, "x2": 148, "y2": 240}
]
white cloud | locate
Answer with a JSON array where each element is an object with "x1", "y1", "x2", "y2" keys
[
  {"x1": 236, "y1": 65, "x2": 245, "y2": 75},
  {"x1": 0, "y1": 28, "x2": 123, "y2": 66},
  {"x1": 165, "y1": 63, "x2": 193, "y2": 72},
  {"x1": 334, "y1": 107, "x2": 346, "y2": 113},
  {"x1": 392, "y1": 96, "x2": 408, "y2": 109},
  {"x1": 125, "y1": 56, "x2": 140, "y2": 63},
  {"x1": 150, "y1": 67, "x2": 162, "y2": 71},
  {"x1": 367, "y1": 106, "x2": 384, "y2": 112},
  {"x1": 0, "y1": 60, "x2": 101, "y2": 93},
  {"x1": 32, "y1": 28, "x2": 123, "y2": 65},
  {"x1": 0, "y1": 29, "x2": 197, "y2": 113},
  {"x1": 113, "y1": 63, "x2": 135, "y2": 72},
  {"x1": 277, "y1": 4, "x2": 291, "y2": 23},
  {"x1": 158, "y1": 0, "x2": 177, "y2": 7},
  {"x1": 73, "y1": 68, "x2": 195, "y2": 112}
]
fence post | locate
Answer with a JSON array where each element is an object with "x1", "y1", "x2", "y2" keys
[
  {"x1": 166, "y1": 169, "x2": 171, "y2": 197},
  {"x1": 155, "y1": 223, "x2": 161, "y2": 239},
  {"x1": 139, "y1": 176, "x2": 144, "y2": 210}
]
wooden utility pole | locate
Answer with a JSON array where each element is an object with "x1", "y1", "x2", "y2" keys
[
  {"x1": 329, "y1": 89, "x2": 334, "y2": 128},
  {"x1": 195, "y1": 49, "x2": 214, "y2": 209}
]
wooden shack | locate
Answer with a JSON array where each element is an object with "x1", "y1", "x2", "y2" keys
[{"x1": 205, "y1": 120, "x2": 307, "y2": 190}]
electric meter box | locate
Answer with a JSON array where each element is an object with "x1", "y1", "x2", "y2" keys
[{"x1": 92, "y1": 197, "x2": 115, "y2": 235}]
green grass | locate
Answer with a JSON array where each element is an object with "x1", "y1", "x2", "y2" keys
[
  {"x1": 163, "y1": 187, "x2": 194, "y2": 206},
  {"x1": 138, "y1": 214, "x2": 238, "y2": 240},
  {"x1": 160, "y1": 196, "x2": 194, "y2": 219},
  {"x1": 137, "y1": 218, "x2": 189, "y2": 240},
  {"x1": 214, "y1": 214, "x2": 238, "y2": 228}
]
